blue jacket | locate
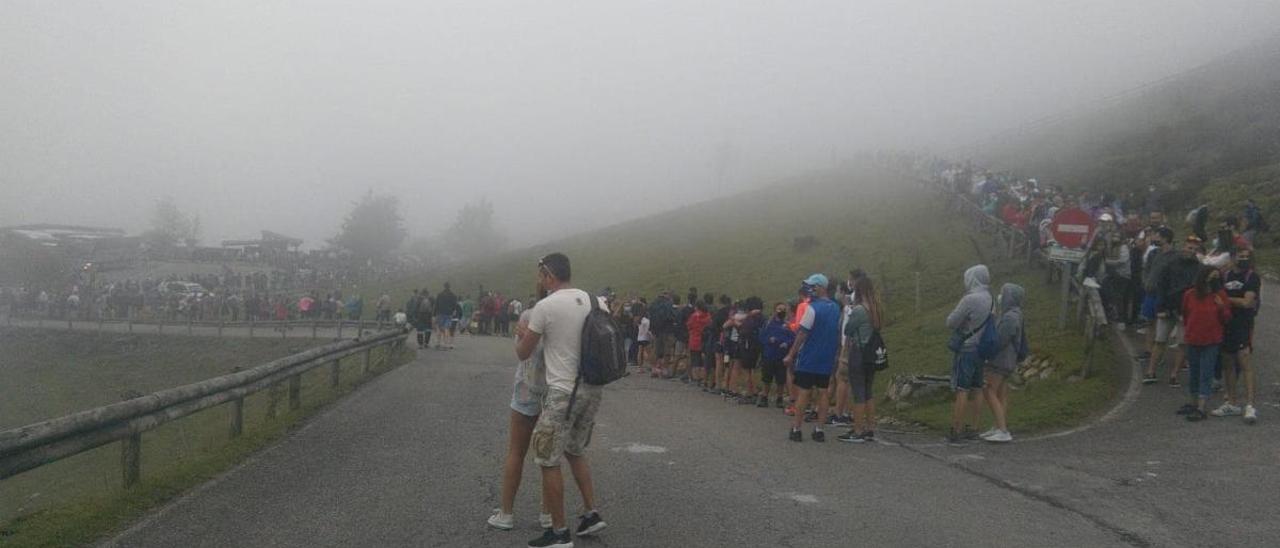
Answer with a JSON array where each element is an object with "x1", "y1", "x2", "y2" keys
[{"x1": 759, "y1": 317, "x2": 795, "y2": 362}]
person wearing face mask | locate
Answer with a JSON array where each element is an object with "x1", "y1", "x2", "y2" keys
[
  {"x1": 1152, "y1": 236, "x2": 1205, "y2": 387},
  {"x1": 1202, "y1": 227, "x2": 1236, "y2": 269},
  {"x1": 1211, "y1": 250, "x2": 1262, "y2": 423},
  {"x1": 757, "y1": 302, "x2": 796, "y2": 409},
  {"x1": 1178, "y1": 266, "x2": 1233, "y2": 422}
]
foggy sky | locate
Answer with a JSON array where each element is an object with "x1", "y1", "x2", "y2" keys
[{"x1": 3, "y1": 1, "x2": 1279, "y2": 249}]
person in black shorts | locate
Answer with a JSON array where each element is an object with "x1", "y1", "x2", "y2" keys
[
  {"x1": 1212, "y1": 250, "x2": 1261, "y2": 423},
  {"x1": 757, "y1": 302, "x2": 795, "y2": 408},
  {"x1": 729, "y1": 301, "x2": 764, "y2": 404}
]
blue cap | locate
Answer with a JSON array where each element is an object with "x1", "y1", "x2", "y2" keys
[{"x1": 803, "y1": 273, "x2": 828, "y2": 287}]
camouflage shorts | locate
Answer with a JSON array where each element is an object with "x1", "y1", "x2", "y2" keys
[{"x1": 531, "y1": 386, "x2": 602, "y2": 468}]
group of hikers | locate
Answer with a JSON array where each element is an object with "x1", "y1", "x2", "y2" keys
[
  {"x1": 466, "y1": 251, "x2": 1032, "y2": 548},
  {"x1": 396, "y1": 284, "x2": 528, "y2": 349},
  {"x1": 936, "y1": 161, "x2": 1266, "y2": 425}
]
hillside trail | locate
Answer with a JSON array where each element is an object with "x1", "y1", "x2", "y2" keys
[{"x1": 103, "y1": 310, "x2": 1280, "y2": 547}]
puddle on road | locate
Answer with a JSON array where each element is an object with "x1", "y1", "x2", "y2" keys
[{"x1": 611, "y1": 442, "x2": 668, "y2": 454}]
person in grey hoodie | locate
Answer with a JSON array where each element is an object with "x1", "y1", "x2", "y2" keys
[
  {"x1": 982, "y1": 283, "x2": 1025, "y2": 443},
  {"x1": 945, "y1": 264, "x2": 994, "y2": 444}
]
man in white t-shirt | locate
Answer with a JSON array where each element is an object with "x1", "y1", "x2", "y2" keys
[{"x1": 515, "y1": 253, "x2": 607, "y2": 548}]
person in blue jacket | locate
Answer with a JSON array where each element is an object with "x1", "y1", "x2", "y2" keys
[{"x1": 756, "y1": 302, "x2": 796, "y2": 408}]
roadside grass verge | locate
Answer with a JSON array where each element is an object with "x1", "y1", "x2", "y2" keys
[{"x1": 0, "y1": 329, "x2": 414, "y2": 548}]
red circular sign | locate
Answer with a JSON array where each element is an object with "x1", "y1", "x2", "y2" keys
[{"x1": 1049, "y1": 208, "x2": 1096, "y2": 249}]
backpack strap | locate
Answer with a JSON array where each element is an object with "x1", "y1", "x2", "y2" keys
[{"x1": 566, "y1": 290, "x2": 596, "y2": 420}]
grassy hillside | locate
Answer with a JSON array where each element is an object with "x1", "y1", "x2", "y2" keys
[{"x1": 377, "y1": 166, "x2": 1119, "y2": 434}]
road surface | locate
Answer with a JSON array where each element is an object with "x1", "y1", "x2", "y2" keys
[{"x1": 104, "y1": 323, "x2": 1279, "y2": 548}]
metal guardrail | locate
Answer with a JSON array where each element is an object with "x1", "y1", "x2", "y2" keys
[{"x1": 0, "y1": 328, "x2": 407, "y2": 487}]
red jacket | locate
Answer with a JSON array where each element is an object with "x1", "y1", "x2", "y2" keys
[
  {"x1": 686, "y1": 309, "x2": 711, "y2": 352},
  {"x1": 1181, "y1": 288, "x2": 1232, "y2": 346}
]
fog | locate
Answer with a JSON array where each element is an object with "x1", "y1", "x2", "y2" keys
[{"x1": 3, "y1": 1, "x2": 1279, "y2": 250}]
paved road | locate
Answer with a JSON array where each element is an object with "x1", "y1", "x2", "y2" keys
[{"x1": 104, "y1": 322, "x2": 1279, "y2": 547}]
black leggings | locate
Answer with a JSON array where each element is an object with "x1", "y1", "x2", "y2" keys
[{"x1": 847, "y1": 343, "x2": 875, "y2": 403}]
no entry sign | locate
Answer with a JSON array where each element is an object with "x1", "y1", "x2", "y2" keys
[{"x1": 1050, "y1": 208, "x2": 1095, "y2": 249}]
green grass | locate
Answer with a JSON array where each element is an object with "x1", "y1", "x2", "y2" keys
[
  {"x1": 369, "y1": 167, "x2": 1125, "y2": 434},
  {"x1": 0, "y1": 329, "x2": 414, "y2": 548}
]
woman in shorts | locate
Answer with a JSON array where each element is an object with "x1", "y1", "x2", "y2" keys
[
  {"x1": 838, "y1": 276, "x2": 887, "y2": 443},
  {"x1": 487, "y1": 308, "x2": 551, "y2": 531}
]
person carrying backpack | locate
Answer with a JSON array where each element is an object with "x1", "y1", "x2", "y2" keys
[
  {"x1": 415, "y1": 289, "x2": 434, "y2": 349},
  {"x1": 648, "y1": 293, "x2": 676, "y2": 378},
  {"x1": 837, "y1": 275, "x2": 885, "y2": 444},
  {"x1": 516, "y1": 253, "x2": 611, "y2": 547},
  {"x1": 982, "y1": 283, "x2": 1026, "y2": 443},
  {"x1": 944, "y1": 264, "x2": 994, "y2": 445}
]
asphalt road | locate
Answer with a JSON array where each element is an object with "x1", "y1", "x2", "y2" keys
[{"x1": 104, "y1": 321, "x2": 1279, "y2": 548}]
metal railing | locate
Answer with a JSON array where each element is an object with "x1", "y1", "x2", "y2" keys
[{"x1": 0, "y1": 328, "x2": 407, "y2": 487}]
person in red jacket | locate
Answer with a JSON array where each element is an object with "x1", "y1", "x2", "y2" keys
[
  {"x1": 685, "y1": 302, "x2": 712, "y2": 387},
  {"x1": 1179, "y1": 266, "x2": 1233, "y2": 422}
]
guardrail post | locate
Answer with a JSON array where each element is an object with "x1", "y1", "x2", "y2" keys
[
  {"x1": 267, "y1": 382, "x2": 281, "y2": 419},
  {"x1": 363, "y1": 347, "x2": 372, "y2": 374},
  {"x1": 97, "y1": 318, "x2": 104, "y2": 335},
  {"x1": 122, "y1": 430, "x2": 141, "y2": 488},
  {"x1": 188, "y1": 318, "x2": 194, "y2": 335},
  {"x1": 1057, "y1": 262, "x2": 1071, "y2": 330},
  {"x1": 128, "y1": 319, "x2": 134, "y2": 333},
  {"x1": 158, "y1": 318, "x2": 164, "y2": 333},
  {"x1": 249, "y1": 317, "x2": 255, "y2": 338},
  {"x1": 219, "y1": 320, "x2": 225, "y2": 338},
  {"x1": 67, "y1": 317, "x2": 73, "y2": 330},
  {"x1": 288, "y1": 374, "x2": 302, "y2": 410},
  {"x1": 330, "y1": 358, "x2": 341, "y2": 388},
  {"x1": 230, "y1": 397, "x2": 244, "y2": 438},
  {"x1": 337, "y1": 320, "x2": 344, "y2": 340},
  {"x1": 312, "y1": 321, "x2": 319, "y2": 339}
]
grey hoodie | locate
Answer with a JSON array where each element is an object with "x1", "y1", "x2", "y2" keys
[
  {"x1": 991, "y1": 283, "x2": 1026, "y2": 375},
  {"x1": 946, "y1": 265, "x2": 994, "y2": 351}
]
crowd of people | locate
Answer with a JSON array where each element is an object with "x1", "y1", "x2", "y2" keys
[
  {"x1": 932, "y1": 160, "x2": 1267, "y2": 425},
  {"x1": 0, "y1": 264, "x2": 388, "y2": 324}
]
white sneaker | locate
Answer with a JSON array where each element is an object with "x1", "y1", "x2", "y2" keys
[
  {"x1": 539, "y1": 513, "x2": 553, "y2": 529},
  {"x1": 487, "y1": 510, "x2": 514, "y2": 530},
  {"x1": 1244, "y1": 405, "x2": 1258, "y2": 424},
  {"x1": 984, "y1": 430, "x2": 1013, "y2": 443},
  {"x1": 1209, "y1": 403, "x2": 1242, "y2": 417},
  {"x1": 1083, "y1": 277, "x2": 1101, "y2": 289},
  {"x1": 978, "y1": 428, "x2": 999, "y2": 440}
]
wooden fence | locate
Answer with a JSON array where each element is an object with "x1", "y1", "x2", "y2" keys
[{"x1": 0, "y1": 328, "x2": 407, "y2": 487}]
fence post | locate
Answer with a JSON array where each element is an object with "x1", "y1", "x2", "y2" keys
[
  {"x1": 337, "y1": 320, "x2": 344, "y2": 340},
  {"x1": 1057, "y1": 262, "x2": 1071, "y2": 330},
  {"x1": 249, "y1": 317, "x2": 255, "y2": 338},
  {"x1": 97, "y1": 318, "x2": 104, "y2": 335},
  {"x1": 188, "y1": 318, "x2": 194, "y2": 335},
  {"x1": 158, "y1": 318, "x2": 164, "y2": 333},
  {"x1": 121, "y1": 430, "x2": 141, "y2": 488},
  {"x1": 67, "y1": 317, "x2": 73, "y2": 330},
  {"x1": 219, "y1": 320, "x2": 225, "y2": 338},
  {"x1": 313, "y1": 321, "x2": 319, "y2": 339},
  {"x1": 330, "y1": 358, "x2": 341, "y2": 388},
  {"x1": 288, "y1": 374, "x2": 302, "y2": 410},
  {"x1": 363, "y1": 347, "x2": 373, "y2": 374},
  {"x1": 914, "y1": 272, "x2": 922, "y2": 314},
  {"x1": 128, "y1": 319, "x2": 134, "y2": 333}
]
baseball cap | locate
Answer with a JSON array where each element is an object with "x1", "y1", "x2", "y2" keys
[{"x1": 803, "y1": 273, "x2": 828, "y2": 287}]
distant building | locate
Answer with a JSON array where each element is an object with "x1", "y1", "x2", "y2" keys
[{"x1": 0, "y1": 224, "x2": 142, "y2": 270}]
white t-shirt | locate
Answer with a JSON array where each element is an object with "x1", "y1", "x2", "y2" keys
[
  {"x1": 528, "y1": 288, "x2": 592, "y2": 393},
  {"x1": 637, "y1": 317, "x2": 652, "y2": 342}
]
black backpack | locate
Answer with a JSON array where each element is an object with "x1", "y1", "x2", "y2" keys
[
  {"x1": 861, "y1": 329, "x2": 889, "y2": 371},
  {"x1": 566, "y1": 293, "x2": 627, "y2": 417}
]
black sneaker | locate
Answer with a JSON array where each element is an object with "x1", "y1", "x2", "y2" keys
[
  {"x1": 775, "y1": 397, "x2": 786, "y2": 409},
  {"x1": 576, "y1": 511, "x2": 607, "y2": 537},
  {"x1": 1142, "y1": 374, "x2": 1158, "y2": 385},
  {"x1": 811, "y1": 429, "x2": 826, "y2": 443},
  {"x1": 1175, "y1": 403, "x2": 1196, "y2": 416},
  {"x1": 837, "y1": 430, "x2": 866, "y2": 443},
  {"x1": 1185, "y1": 409, "x2": 1207, "y2": 422},
  {"x1": 861, "y1": 431, "x2": 876, "y2": 443},
  {"x1": 789, "y1": 429, "x2": 803, "y2": 442},
  {"x1": 528, "y1": 528, "x2": 572, "y2": 548},
  {"x1": 962, "y1": 427, "x2": 981, "y2": 441},
  {"x1": 945, "y1": 430, "x2": 967, "y2": 446},
  {"x1": 756, "y1": 397, "x2": 770, "y2": 408},
  {"x1": 1168, "y1": 378, "x2": 1182, "y2": 389}
]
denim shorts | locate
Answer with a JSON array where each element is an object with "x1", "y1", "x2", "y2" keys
[
  {"x1": 951, "y1": 350, "x2": 984, "y2": 392},
  {"x1": 509, "y1": 361, "x2": 546, "y2": 417}
]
